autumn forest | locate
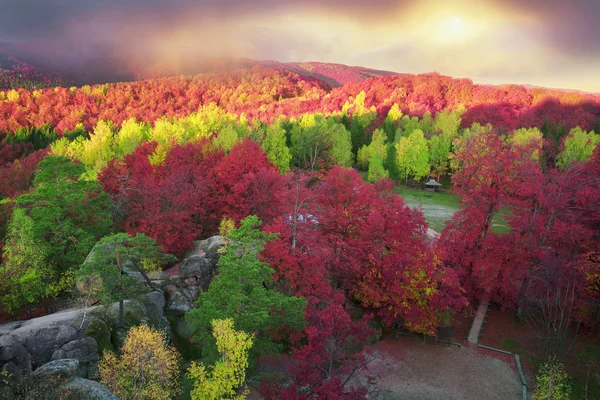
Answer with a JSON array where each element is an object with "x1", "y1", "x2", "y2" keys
[{"x1": 0, "y1": 49, "x2": 599, "y2": 400}]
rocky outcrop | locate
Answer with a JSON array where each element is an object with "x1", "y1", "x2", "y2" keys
[
  {"x1": 105, "y1": 290, "x2": 171, "y2": 348},
  {"x1": 0, "y1": 308, "x2": 101, "y2": 370},
  {"x1": 30, "y1": 358, "x2": 80, "y2": 379},
  {"x1": 0, "y1": 236, "x2": 229, "y2": 397},
  {"x1": 182, "y1": 235, "x2": 229, "y2": 265},
  {"x1": 164, "y1": 236, "x2": 227, "y2": 315},
  {"x1": 60, "y1": 377, "x2": 119, "y2": 400},
  {"x1": 2, "y1": 358, "x2": 118, "y2": 400},
  {"x1": 51, "y1": 337, "x2": 99, "y2": 364},
  {"x1": 84, "y1": 242, "x2": 162, "y2": 286},
  {"x1": 0, "y1": 289, "x2": 170, "y2": 385}
]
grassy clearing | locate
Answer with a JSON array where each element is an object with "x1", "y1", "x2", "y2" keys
[
  {"x1": 357, "y1": 172, "x2": 510, "y2": 233},
  {"x1": 395, "y1": 187, "x2": 510, "y2": 234}
]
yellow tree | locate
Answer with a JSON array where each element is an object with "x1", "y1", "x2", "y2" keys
[
  {"x1": 99, "y1": 324, "x2": 181, "y2": 400},
  {"x1": 188, "y1": 319, "x2": 254, "y2": 400}
]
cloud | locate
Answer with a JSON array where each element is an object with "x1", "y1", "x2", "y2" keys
[{"x1": 0, "y1": 0, "x2": 599, "y2": 91}]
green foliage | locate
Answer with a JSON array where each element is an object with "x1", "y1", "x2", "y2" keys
[
  {"x1": 356, "y1": 128, "x2": 387, "y2": 171},
  {"x1": 6, "y1": 156, "x2": 112, "y2": 307},
  {"x1": 419, "y1": 111, "x2": 435, "y2": 136},
  {"x1": 76, "y1": 233, "x2": 176, "y2": 320},
  {"x1": 367, "y1": 153, "x2": 389, "y2": 183},
  {"x1": 188, "y1": 319, "x2": 253, "y2": 400},
  {"x1": 380, "y1": 103, "x2": 403, "y2": 139},
  {"x1": 433, "y1": 109, "x2": 462, "y2": 137},
  {"x1": 213, "y1": 124, "x2": 240, "y2": 153},
  {"x1": 186, "y1": 216, "x2": 306, "y2": 366},
  {"x1": 328, "y1": 120, "x2": 354, "y2": 167},
  {"x1": 114, "y1": 118, "x2": 149, "y2": 156},
  {"x1": 396, "y1": 115, "x2": 420, "y2": 140},
  {"x1": 262, "y1": 123, "x2": 292, "y2": 172},
  {"x1": 395, "y1": 129, "x2": 430, "y2": 182},
  {"x1": 51, "y1": 118, "x2": 148, "y2": 178},
  {"x1": 343, "y1": 91, "x2": 377, "y2": 153},
  {"x1": 6, "y1": 124, "x2": 57, "y2": 150},
  {"x1": 289, "y1": 114, "x2": 331, "y2": 170},
  {"x1": 356, "y1": 145, "x2": 372, "y2": 171},
  {"x1": 509, "y1": 127, "x2": 544, "y2": 160},
  {"x1": 0, "y1": 208, "x2": 54, "y2": 312},
  {"x1": 556, "y1": 127, "x2": 599, "y2": 168},
  {"x1": 79, "y1": 119, "x2": 116, "y2": 179},
  {"x1": 429, "y1": 133, "x2": 451, "y2": 179},
  {"x1": 385, "y1": 144, "x2": 402, "y2": 181},
  {"x1": 533, "y1": 359, "x2": 571, "y2": 400}
]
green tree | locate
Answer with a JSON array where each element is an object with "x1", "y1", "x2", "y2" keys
[
  {"x1": 367, "y1": 153, "x2": 389, "y2": 183},
  {"x1": 262, "y1": 124, "x2": 291, "y2": 172},
  {"x1": 76, "y1": 233, "x2": 176, "y2": 328},
  {"x1": 79, "y1": 119, "x2": 116, "y2": 179},
  {"x1": 356, "y1": 145, "x2": 372, "y2": 171},
  {"x1": 395, "y1": 115, "x2": 420, "y2": 140},
  {"x1": 0, "y1": 208, "x2": 54, "y2": 313},
  {"x1": 11, "y1": 156, "x2": 112, "y2": 302},
  {"x1": 433, "y1": 109, "x2": 462, "y2": 137},
  {"x1": 186, "y1": 216, "x2": 306, "y2": 366},
  {"x1": 395, "y1": 129, "x2": 430, "y2": 182},
  {"x1": 188, "y1": 319, "x2": 253, "y2": 400},
  {"x1": 419, "y1": 111, "x2": 435, "y2": 136},
  {"x1": 289, "y1": 114, "x2": 331, "y2": 170},
  {"x1": 115, "y1": 118, "x2": 148, "y2": 157},
  {"x1": 328, "y1": 120, "x2": 354, "y2": 167},
  {"x1": 556, "y1": 127, "x2": 599, "y2": 168},
  {"x1": 213, "y1": 124, "x2": 240, "y2": 153},
  {"x1": 533, "y1": 359, "x2": 571, "y2": 400},
  {"x1": 342, "y1": 91, "x2": 377, "y2": 153},
  {"x1": 429, "y1": 134, "x2": 451, "y2": 181},
  {"x1": 381, "y1": 103, "x2": 403, "y2": 139},
  {"x1": 356, "y1": 128, "x2": 387, "y2": 171},
  {"x1": 509, "y1": 127, "x2": 544, "y2": 160}
]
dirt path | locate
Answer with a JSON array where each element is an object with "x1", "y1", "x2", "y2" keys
[
  {"x1": 366, "y1": 337, "x2": 522, "y2": 400},
  {"x1": 467, "y1": 297, "x2": 490, "y2": 343}
]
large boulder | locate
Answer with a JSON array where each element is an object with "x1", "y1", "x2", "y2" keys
[
  {"x1": 165, "y1": 284, "x2": 193, "y2": 315},
  {"x1": 60, "y1": 377, "x2": 119, "y2": 400},
  {"x1": 179, "y1": 256, "x2": 215, "y2": 292},
  {"x1": 51, "y1": 337, "x2": 99, "y2": 364},
  {"x1": 163, "y1": 235, "x2": 227, "y2": 314},
  {"x1": 1, "y1": 308, "x2": 97, "y2": 368},
  {"x1": 31, "y1": 358, "x2": 79, "y2": 379},
  {"x1": 0, "y1": 334, "x2": 31, "y2": 373},
  {"x1": 0, "y1": 306, "x2": 115, "y2": 384},
  {"x1": 104, "y1": 290, "x2": 166, "y2": 329},
  {"x1": 103, "y1": 290, "x2": 170, "y2": 348},
  {"x1": 183, "y1": 235, "x2": 229, "y2": 264}
]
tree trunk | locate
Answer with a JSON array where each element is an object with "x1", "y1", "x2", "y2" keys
[{"x1": 584, "y1": 365, "x2": 590, "y2": 400}]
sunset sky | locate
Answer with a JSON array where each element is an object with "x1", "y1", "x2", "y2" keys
[{"x1": 2, "y1": 0, "x2": 599, "y2": 92}]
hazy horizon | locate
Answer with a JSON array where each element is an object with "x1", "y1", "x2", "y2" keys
[{"x1": 2, "y1": 0, "x2": 600, "y2": 92}]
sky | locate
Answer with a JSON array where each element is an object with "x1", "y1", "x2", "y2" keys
[{"x1": 1, "y1": 0, "x2": 599, "y2": 91}]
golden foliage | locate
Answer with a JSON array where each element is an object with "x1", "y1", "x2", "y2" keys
[
  {"x1": 99, "y1": 324, "x2": 181, "y2": 400},
  {"x1": 188, "y1": 318, "x2": 254, "y2": 400}
]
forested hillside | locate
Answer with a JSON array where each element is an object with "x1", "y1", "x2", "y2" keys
[{"x1": 0, "y1": 64, "x2": 599, "y2": 398}]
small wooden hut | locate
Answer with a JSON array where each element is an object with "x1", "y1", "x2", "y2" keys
[{"x1": 424, "y1": 179, "x2": 442, "y2": 192}]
